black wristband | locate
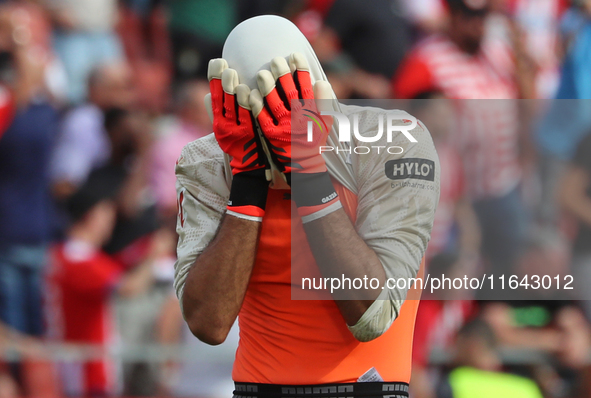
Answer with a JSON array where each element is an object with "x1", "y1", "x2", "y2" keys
[
  {"x1": 228, "y1": 169, "x2": 270, "y2": 210},
  {"x1": 290, "y1": 172, "x2": 338, "y2": 208}
]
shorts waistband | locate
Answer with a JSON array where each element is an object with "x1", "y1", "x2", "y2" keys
[{"x1": 233, "y1": 381, "x2": 409, "y2": 398}]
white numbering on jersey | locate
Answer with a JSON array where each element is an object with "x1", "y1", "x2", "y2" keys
[{"x1": 177, "y1": 188, "x2": 186, "y2": 228}]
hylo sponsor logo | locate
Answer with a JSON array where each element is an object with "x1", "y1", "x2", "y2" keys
[{"x1": 385, "y1": 158, "x2": 435, "y2": 181}]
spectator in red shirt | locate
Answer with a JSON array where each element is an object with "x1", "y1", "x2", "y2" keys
[
  {"x1": 393, "y1": 0, "x2": 533, "y2": 278},
  {"x1": 46, "y1": 172, "x2": 159, "y2": 397},
  {"x1": 393, "y1": 0, "x2": 519, "y2": 100}
]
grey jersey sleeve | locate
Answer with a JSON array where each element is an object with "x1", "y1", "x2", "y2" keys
[
  {"x1": 174, "y1": 134, "x2": 231, "y2": 314},
  {"x1": 345, "y1": 108, "x2": 440, "y2": 340}
]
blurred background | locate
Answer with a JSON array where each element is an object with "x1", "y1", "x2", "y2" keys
[{"x1": 2, "y1": 0, "x2": 591, "y2": 397}]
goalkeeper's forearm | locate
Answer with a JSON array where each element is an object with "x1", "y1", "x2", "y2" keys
[
  {"x1": 303, "y1": 208, "x2": 386, "y2": 328},
  {"x1": 182, "y1": 214, "x2": 260, "y2": 345}
]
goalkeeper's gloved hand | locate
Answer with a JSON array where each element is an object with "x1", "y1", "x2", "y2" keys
[
  {"x1": 207, "y1": 58, "x2": 270, "y2": 222},
  {"x1": 249, "y1": 53, "x2": 341, "y2": 223}
]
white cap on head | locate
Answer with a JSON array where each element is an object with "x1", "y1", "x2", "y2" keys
[{"x1": 221, "y1": 15, "x2": 329, "y2": 90}]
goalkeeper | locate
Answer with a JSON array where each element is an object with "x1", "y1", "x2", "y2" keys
[{"x1": 174, "y1": 15, "x2": 440, "y2": 398}]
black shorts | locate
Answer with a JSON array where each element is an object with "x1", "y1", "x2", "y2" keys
[{"x1": 233, "y1": 381, "x2": 409, "y2": 398}]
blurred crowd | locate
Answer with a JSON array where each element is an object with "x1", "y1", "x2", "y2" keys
[{"x1": 1, "y1": 0, "x2": 591, "y2": 397}]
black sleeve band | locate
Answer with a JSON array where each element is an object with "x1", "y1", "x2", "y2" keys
[
  {"x1": 229, "y1": 169, "x2": 269, "y2": 210},
  {"x1": 290, "y1": 172, "x2": 338, "y2": 208}
]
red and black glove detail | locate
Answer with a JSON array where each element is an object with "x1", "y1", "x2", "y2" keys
[
  {"x1": 249, "y1": 53, "x2": 341, "y2": 223},
  {"x1": 208, "y1": 58, "x2": 270, "y2": 221}
]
